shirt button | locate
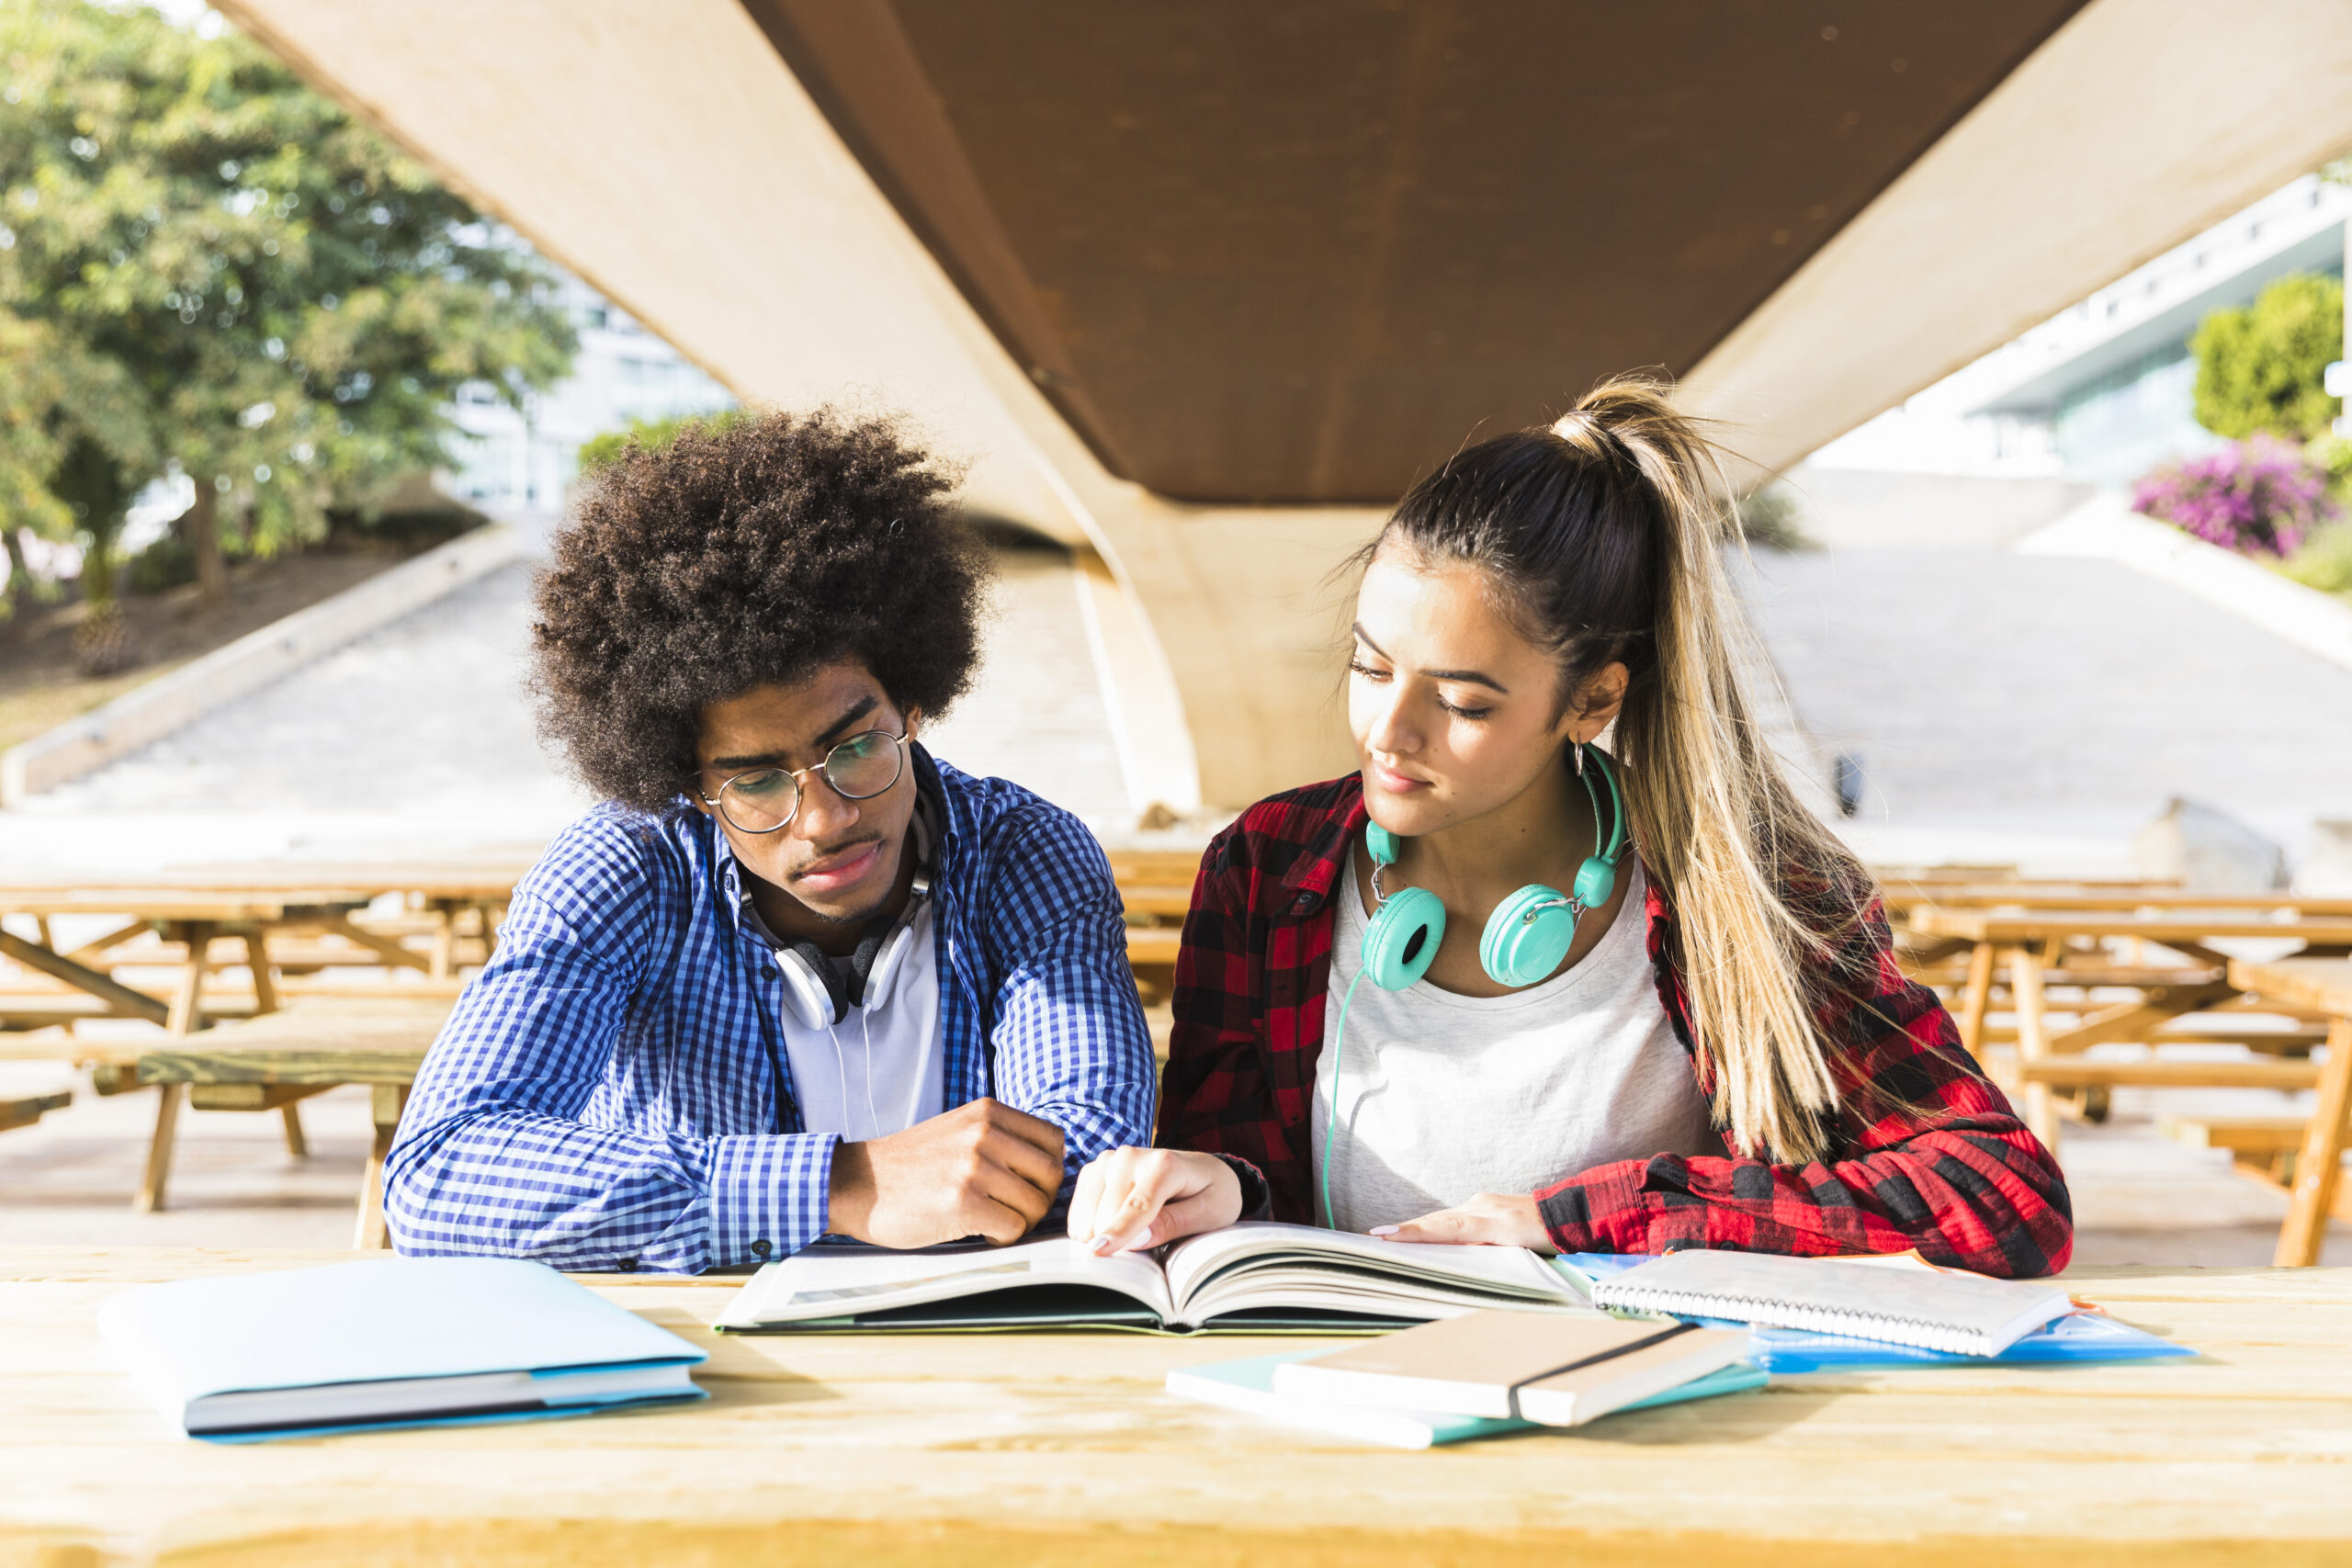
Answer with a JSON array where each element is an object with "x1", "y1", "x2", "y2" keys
[
  {"x1": 751, "y1": 1239, "x2": 773, "y2": 1259},
  {"x1": 616, "y1": 1257, "x2": 639, "y2": 1273},
  {"x1": 1293, "y1": 895, "x2": 1314, "y2": 913}
]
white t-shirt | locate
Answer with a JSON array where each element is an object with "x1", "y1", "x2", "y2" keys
[
  {"x1": 1311, "y1": 853, "x2": 1719, "y2": 1234},
  {"x1": 775, "y1": 900, "x2": 944, "y2": 1142}
]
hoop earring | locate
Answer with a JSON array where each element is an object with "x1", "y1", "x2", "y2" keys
[{"x1": 1572, "y1": 739, "x2": 1587, "y2": 776}]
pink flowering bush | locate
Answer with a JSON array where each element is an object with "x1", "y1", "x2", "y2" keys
[{"x1": 2131, "y1": 434, "x2": 2338, "y2": 557}]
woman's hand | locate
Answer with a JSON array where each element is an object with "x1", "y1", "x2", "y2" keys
[
  {"x1": 1374, "y1": 1191, "x2": 1555, "y2": 1253},
  {"x1": 1067, "y1": 1147, "x2": 1243, "y2": 1255}
]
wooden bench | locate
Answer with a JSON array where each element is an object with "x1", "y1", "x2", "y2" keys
[
  {"x1": 2227, "y1": 957, "x2": 2352, "y2": 1266},
  {"x1": 2162, "y1": 1114, "x2": 2352, "y2": 1218},
  {"x1": 1905, "y1": 907, "x2": 2352, "y2": 1150},
  {"x1": 133, "y1": 998, "x2": 447, "y2": 1245},
  {"x1": 0, "y1": 1089, "x2": 69, "y2": 1134},
  {"x1": 1125, "y1": 925, "x2": 1182, "y2": 1007}
]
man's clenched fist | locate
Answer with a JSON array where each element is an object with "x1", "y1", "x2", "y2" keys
[{"x1": 826, "y1": 1098, "x2": 1067, "y2": 1248}]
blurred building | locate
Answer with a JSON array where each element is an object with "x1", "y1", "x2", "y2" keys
[
  {"x1": 439, "y1": 272, "x2": 734, "y2": 509},
  {"x1": 1814, "y1": 175, "x2": 2350, "y2": 487}
]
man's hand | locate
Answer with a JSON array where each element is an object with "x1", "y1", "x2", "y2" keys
[
  {"x1": 1066, "y1": 1147, "x2": 1242, "y2": 1255},
  {"x1": 1373, "y1": 1191, "x2": 1555, "y2": 1253},
  {"x1": 826, "y1": 1098, "x2": 1067, "y2": 1249}
]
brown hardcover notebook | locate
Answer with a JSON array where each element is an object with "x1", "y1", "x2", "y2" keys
[
  {"x1": 1513, "y1": 1327, "x2": 1751, "y2": 1427},
  {"x1": 1269, "y1": 1310, "x2": 1688, "y2": 1419}
]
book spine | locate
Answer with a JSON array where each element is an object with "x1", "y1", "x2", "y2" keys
[{"x1": 1590, "y1": 1287, "x2": 1990, "y2": 1358}]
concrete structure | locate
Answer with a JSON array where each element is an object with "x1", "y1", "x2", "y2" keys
[
  {"x1": 0, "y1": 518, "x2": 544, "y2": 807},
  {"x1": 214, "y1": 0, "x2": 2352, "y2": 812}
]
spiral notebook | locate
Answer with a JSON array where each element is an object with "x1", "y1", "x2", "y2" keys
[{"x1": 1587, "y1": 1250, "x2": 2072, "y2": 1357}]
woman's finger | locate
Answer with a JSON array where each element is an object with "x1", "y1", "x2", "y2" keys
[
  {"x1": 1091, "y1": 1153, "x2": 1196, "y2": 1254},
  {"x1": 1064, "y1": 1159, "x2": 1106, "y2": 1243},
  {"x1": 1374, "y1": 1206, "x2": 1490, "y2": 1245},
  {"x1": 1139, "y1": 1186, "x2": 1239, "y2": 1250}
]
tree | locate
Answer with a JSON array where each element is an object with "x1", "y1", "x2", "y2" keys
[
  {"x1": 2189, "y1": 272, "x2": 2343, "y2": 442},
  {"x1": 576, "y1": 408, "x2": 744, "y2": 472},
  {"x1": 0, "y1": 0, "x2": 576, "y2": 608}
]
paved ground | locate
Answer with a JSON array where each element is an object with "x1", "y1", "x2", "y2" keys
[
  {"x1": 1743, "y1": 548, "x2": 2352, "y2": 870},
  {"x1": 0, "y1": 540, "x2": 1130, "y2": 869}
]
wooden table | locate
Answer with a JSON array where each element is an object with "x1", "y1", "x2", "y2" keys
[
  {"x1": 2, "y1": 1247, "x2": 2346, "y2": 1565},
  {"x1": 1905, "y1": 907, "x2": 2352, "y2": 1150},
  {"x1": 0, "y1": 890, "x2": 377, "y2": 1032},
  {"x1": 2228, "y1": 958, "x2": 2352, "y2": 1268},
  {"x1": 131, "y1": 1000, "x2": 447, "y2": 1241},
  {"x1": 0, "y1": 1089, "x2": 68, "y2": 1134}
]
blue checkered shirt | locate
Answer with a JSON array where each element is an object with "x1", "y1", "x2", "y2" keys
[{"x1": 383, "y1": 748, "x2": 1156, "y2": 1273}]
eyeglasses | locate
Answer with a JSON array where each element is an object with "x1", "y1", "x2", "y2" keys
[{"x1": 698, "y1": 729, "x2": 910, "y2": 835}]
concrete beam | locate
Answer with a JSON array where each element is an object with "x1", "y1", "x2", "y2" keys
[
  {"x1": 214, "y1": 0, "x2": 2352, "y2": 811},
  {"x1": 1684, "y1": 0, "x2": 2352, "y2": 475},
  {"x1": 218, "y1": 0, "x2": 1270, "y2": 807}
]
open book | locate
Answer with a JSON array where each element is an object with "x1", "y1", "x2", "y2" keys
[{"x1": 714, "y1": 1222, "x2": 1593, "y2": 1334}]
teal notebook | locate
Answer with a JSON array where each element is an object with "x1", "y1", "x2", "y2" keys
[
  {"x1": 100, "y1": 1258, "x2": 707, "y2": 1442},
  {"x1": 1165, "y1": 1350, "x2": 1767, "y2": 1449}
]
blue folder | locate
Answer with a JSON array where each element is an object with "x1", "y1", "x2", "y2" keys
[
  {"x1": 100, "y1": 1257, "x2": 708, "y2": 1442},
  {"x1": 1556, "y1": 1253, "x2": 2192, "y2": 1372}
]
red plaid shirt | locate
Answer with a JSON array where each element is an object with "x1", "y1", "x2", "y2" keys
[{"x1": 1158, "y1": 774, "x2": 2074, "y2": 1279}]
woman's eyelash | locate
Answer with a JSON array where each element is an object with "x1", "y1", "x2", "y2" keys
[{"x1": 1353, "y1": 659, "x2": 1489, "y2": 719}]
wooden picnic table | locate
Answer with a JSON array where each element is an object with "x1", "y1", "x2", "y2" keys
[
  {"x1": 0, "y1": 863, "x2": 530, "y2": 899},
  {"x1": 1893, "y1": 885, "x2": 2352, "y2": 914},
  {"x1": 1903, "y1": 907, "x2": 2352, "y2": 1154},
  {"x1": 0, "y1": 1089, "x2": 68, "y2": 1134},
  {"x1": 0, "y1": 888, "x2": 376, "y2": 1032},
  {"x1": 131, "y1": 998, "x2": 447, "y2": 1243},
  {"x1": 2227, "y1": 958, "x2": 2352, "y2": 1268},
  {"x1": 2, "y1": 1247, "x2": 2346, "y2": 1564}
]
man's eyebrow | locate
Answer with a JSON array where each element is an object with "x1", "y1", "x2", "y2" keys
[
  {"x1": 1351, "y1": 623, "x2": 1510, "y2": 694},
  {"x1": 707, "y1": 694, "x2": 882, "y2": 773}
]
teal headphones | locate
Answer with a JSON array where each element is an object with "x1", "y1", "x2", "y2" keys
[
  {"x1": 1357, "y1": 740, "x2": 1627, "y2": 991},
  {"x1": 1321, "y1": 740, "x2": 1629, "y2": 1225}
]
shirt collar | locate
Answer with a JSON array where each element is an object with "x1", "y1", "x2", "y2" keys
[{"x1": 1276, "y1": 773, "x2": 1369, "y2": 912}]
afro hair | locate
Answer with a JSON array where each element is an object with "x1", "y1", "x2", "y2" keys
[{"x1": 530, "y1": 408, "x2": 993, "y2": 811}]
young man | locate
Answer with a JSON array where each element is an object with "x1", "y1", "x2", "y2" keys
[{"x1": 385, "y1": 410, "x2": 1156, "y2": 1272}]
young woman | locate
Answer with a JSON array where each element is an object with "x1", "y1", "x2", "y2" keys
[{"x1": 1068, "y1": 378, "x2": 2072, "y2": 1278}]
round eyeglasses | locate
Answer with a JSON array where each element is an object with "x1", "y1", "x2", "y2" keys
[{"x1": 698, "y1": 729, "x2": 909, "y2": 835}]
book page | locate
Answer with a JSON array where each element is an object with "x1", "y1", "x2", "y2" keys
[
  {"x1": 1161, "y1": 1222, "x2": 1589, "y2": 1324},
  {"x1": 718, "y1": 1236, "x2": 1173, "y2": 1328}
]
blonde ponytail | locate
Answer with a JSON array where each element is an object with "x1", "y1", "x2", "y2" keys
[{"x1": 1385, "y1": 375, "x2": 1867, "y2": 1161}]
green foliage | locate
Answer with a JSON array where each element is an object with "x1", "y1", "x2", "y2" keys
[
  {"x1": 2189, "y1": 272, "x2": 2344, "y2": 441},
  {"x1": 1732, "y1": 483, "x2": 1817, "y2": 551},
  {"x1": 0, "y1": 0, "x2": 578, "y2": 582},
  {"x1": 2279, "y1": 520, "x2": 2352, "y2": 600},
  {"x1": 578, "y1": 408, "x2": 745, "y2": 472},
  {"x1": 124, "y1": 528, "x2": 196, "y2": 594}
]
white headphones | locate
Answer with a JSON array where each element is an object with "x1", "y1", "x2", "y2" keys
[{"x1": 774, "y1": 815, "x2": 933, "y2": 1030}]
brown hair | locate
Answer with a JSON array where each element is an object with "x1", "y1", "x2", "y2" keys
[
  {"x1": 530, "y1": 408, "x2": 992, "y2": 811},
  {"x1": 1379, "y1": 376, "x2": 1868, "y2": 1161}
]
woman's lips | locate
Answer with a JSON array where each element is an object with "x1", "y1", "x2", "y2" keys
[
  {"x1": 794, "y1": 840, "x2": 883, "y2": 894},
  {"x1": 1368, "y1": 761, "x2": 1430, "y2": 794}
]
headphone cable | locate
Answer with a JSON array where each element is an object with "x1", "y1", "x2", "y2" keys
[{"x1": 1318, "y1": 966, "x2": 1370, "y2": 1230}]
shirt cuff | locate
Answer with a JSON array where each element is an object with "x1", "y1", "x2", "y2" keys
[
  {"x1": 706, "y1": 1132, "x2": 840, "y2": 1268},
  {"x1": 1536, "y1": 1156, "x2": 1709, "y2": 1255},
  {"x1": 1212, "y1": 1154, "x2": 1274, "y2": 1222}
]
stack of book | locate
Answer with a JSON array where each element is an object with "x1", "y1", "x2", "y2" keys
[{"x1": 1168, "y1": 1312, "x2": 1760, "y2": 1449}]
